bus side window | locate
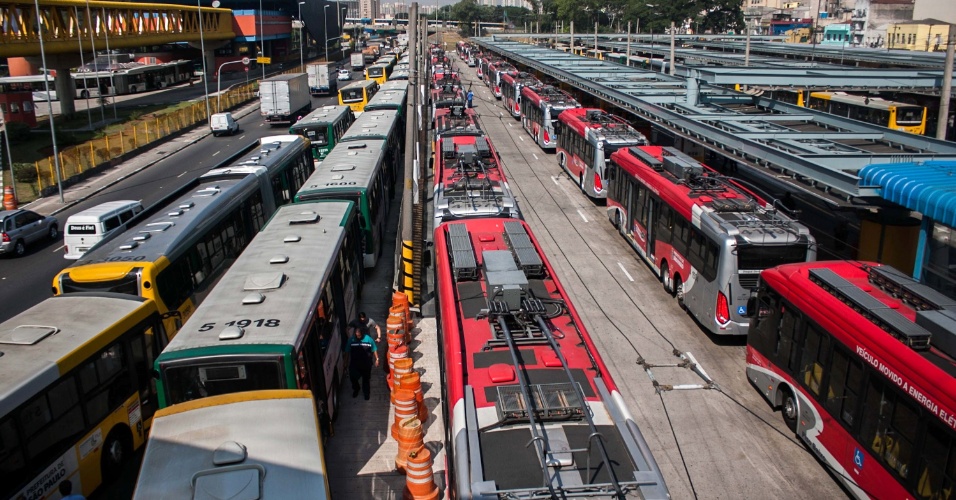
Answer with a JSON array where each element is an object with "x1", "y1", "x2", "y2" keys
[
  {"x1": 860, "y1": 378, "x2": 919, "y2": 480},
  {"x1": 799, "y1": 322, "x2": 829, "y2": 397},
  {"x1": 914, "y1": 423, "x2": 956, "y2": 498},
  {"x1": 824, "y1": 346, "x2": 863, "y2": 427}
]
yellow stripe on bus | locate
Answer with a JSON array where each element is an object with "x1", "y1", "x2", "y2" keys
[{"x1": 155, "y1": 389, "x2": 313, "y2": 417}]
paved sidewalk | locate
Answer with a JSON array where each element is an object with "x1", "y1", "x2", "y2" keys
[{"x1": 24, "y1": 99, "x2": 262, "y2": 217}]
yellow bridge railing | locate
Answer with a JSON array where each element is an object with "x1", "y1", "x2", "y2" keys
[{"x1": 0, "y1": 0, "x2": 234, "y2": 57}]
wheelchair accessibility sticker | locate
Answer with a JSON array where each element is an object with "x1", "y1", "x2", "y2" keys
[{"x1": 854, "y1": 448, "x2": 864, "y2": 470}]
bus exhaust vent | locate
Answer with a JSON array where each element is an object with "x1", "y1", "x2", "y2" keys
[
  {"x1": 179, "y1": 202, "x2": 195, "y2": 210},
  {"x1": 449, "y1": 224, "x2": 478, "y2": 281},
  {"x1": 503, "y1": 221, "x2": 543, "y2": 278},
  {"x1": 810, "y1": 268, "x2": 931, "y2": 349},
  {"x1": 118, "y1": 241, "x2": 139, "y2": 251},
  {"x1": 661, "y1": 147, "x2": 703, "y2": 181},
  {"x1": 0, "y1": 325, "x2": 58, "y2": 346},
  {"x1": 195, "y1": 187, "x2": 221, "y2": 197},
  {"x1": 244, "y1": 272, "x2": 286, "y2": 291},
  {"x1": 132, "y1": 233, "x2": 151, "y2": 242},
  {"x1": 495, "y1": 383, "x2": 585, "y2": 422}
]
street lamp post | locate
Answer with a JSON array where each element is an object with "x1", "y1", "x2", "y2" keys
[
  {"x1": 260, "y1": 0, "x2": 266, "y2": 80},
  {"x1": 198, "y1": 0, "x2": 211, "y2": 123},
  {"x1": 218, "y1": 59, "x2": 249, "y2": 110},
  {"x1": 298, "y1": 2, "x2": 306, "y2": 69},
  {"x1": 33, "y1": 0, "x2": 63, "y2": 203},
  {"x1": 324, "y1": 5, "x2": 330, "y2": 62}
]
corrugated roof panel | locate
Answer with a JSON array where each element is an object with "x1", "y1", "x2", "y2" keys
[{"x1": 859, "y1": 161, "x2": 956, "y2": 227}]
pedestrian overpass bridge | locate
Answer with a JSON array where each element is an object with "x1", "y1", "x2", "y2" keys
[{"x1": 0, "y1": 0, "x2": 234, "y2": 58}]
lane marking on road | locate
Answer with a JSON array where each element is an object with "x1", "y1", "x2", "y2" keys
[
  {"x1": 551, "y1": 176, "x2": 561, "y2": 186},
  {"x1": 212, "y1": 151, "x2": 220, "y2": 156},
  {"x1": 239, "y1": 135, "x2": 246, "y2": 140},
  {"x1": 508, "y1": 123, "x2": 512, "y2": 127},
  {"x1": 618, "y1": 262, "x2": 635, "y2": 282},
  {"x1": 532, "y1": 153, "x2": 539, "y2": 160},
  {"x1": 519, "y1": 136, "x2": 524, "y2": 141},
  {"x1": 52, "y1": 245, "x2": 65, "y2": 253},
  {"x1": 177, "y1": 171, "x2": 187, "y2": 178},
  {"x1": 577, "y1": 209, "x2": 588, "y2": 222}
]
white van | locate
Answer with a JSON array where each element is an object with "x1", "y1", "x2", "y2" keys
[
  {"x1": 210, "y1": 112, "x2": 239, "y2": 136},
  {"x1": 63, "y1": 200, "x2": 143, "y2": 259}
]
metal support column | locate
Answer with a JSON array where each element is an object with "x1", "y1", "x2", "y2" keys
[
  {"x1": 938, "y1": 24, "x2": 955, "y2": 140},
  {"x1": 400, "y1": 2, "x2": 418, "y2": 304}
]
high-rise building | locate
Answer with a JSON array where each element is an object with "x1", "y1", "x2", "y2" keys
[{"x1": 360, "y1": 0, "x2": 380, "y2": 19}]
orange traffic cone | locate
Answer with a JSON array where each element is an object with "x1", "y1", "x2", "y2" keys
[
  {"x1": 392, "y1": 291, "x2": 414, "y2": 332},
  {"x1": 388, "y1": 344, "x2": 409, "y2": 373},
  {"x1": 2, "y1": 186, "x2": 17, "y2": 211},
  {"x1": 387, "y1": 312, "x2": 407, "y2": 348},
  {"x1": 390, "y1": 305, "x2": 411, "y2": 344},
  {"x1": 391, "y1": 388, "x2": 419, "y2": 440},
  {"x1": 403, "y1": 447, "x2": 440, "y2": 500},
  {"x1": 394, "y1": 416, "x2": 424, "y2": 472}
]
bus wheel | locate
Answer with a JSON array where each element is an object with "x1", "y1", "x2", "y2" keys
[
  {"x1": 780, "y1": 387, "x2": 799, "y2": 432},
  {"x1": 557, "y1": 151, "x2": 566, "y2": 168},
  {"x1": 578, "y1": 174, "x2": 584, "y2": 191},
  {"x1": 674, "y1": 275, "x2": 684, "y2": 304},
  {"x1": 660, "y1": 262, "x2": 672, "y2": 294},
  {"x1": 613, "y1": 211, "x2": 621, "y2": 231},
  {"x1": 101, "y1": 426, "x2": 132, "y2": 482},
  {"x1": 80, "y1": 90, "x2": 89, "y2": 99}
]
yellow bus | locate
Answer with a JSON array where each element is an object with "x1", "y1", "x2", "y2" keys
[
  {"x1": 807, "y1": 91, "x2": 927, "y2": 134},
  {"x1": 133, "y1": 390, "x2": 330, "y2": 499},
  {"x1": 366, "y1": 63, "x2": 390, "y2": 85},
  {"x1": 0, "y1": 293, "x2": 167, "y2": 500},
  {"x1": 52, "y1": 135, "x2": 314, "y2": 335},
  {"x1": 338, "y1": 79, "x2": 379, "y2": 115}
]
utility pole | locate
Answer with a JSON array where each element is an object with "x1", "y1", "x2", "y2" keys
[
  {"x1": 626, "y1": 21, "x2": 631, "y2": 66},
  {"x1": 570, "y1": 21, "x2": 574, "y2": 54},
  {"x1": 745, "y1": 18, "x2": 752, "y2": 66},
  {"x1": 400, "y1": 1, "x2": 418, "y2": 302},
  {"x1": 938, "y1": 24, "x2": 955, "y2": 140},
  {"x1": 594, "y1": 22, "x2": 598, "y2": 54},
  {"x1": 669, "y1": 21, "x2": 675, "y2": 75}
]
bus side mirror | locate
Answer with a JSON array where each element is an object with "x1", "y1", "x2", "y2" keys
[
  {"x1": 744, "y1": 296, "x2": 757, "y2": 318},
  {"x1": 423, "y1": 240, "x2": 434, "y2": 268}
]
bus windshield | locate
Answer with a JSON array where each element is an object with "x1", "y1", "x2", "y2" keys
[
  {"x1": 162, "y1": 357, "x2": 285, "y2": 406},
  {"x1": 737, "y1": 244, "x2": 808, "y2": 271},
  {"x1": 304, "y1": 128, "x2": 329, "y2": 145},
  {"x1": 896, "y1": 106, "x2": 923, "y2": 125},
  {"x1": 369, "y1": 68, "x2": 384, "y2": 77},
  {"x1": 341, "y1": 88, "x2": 364, "y2": 103}
]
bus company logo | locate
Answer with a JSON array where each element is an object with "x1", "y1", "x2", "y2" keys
[
  {"x1": 633, "y1": 223, "x2": 646, "y2": 243},
  {"x1": 670, "y1": 250, "x2": 686, "y2": 270},
  {"x1": 856, "y1": 345, "x2": 956, "y2": 431}
]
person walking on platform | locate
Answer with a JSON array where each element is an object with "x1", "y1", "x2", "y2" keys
[
  {"x1": 467, "y1": 89, "x2": 474, "y2": 108},
  {"x1": 351, "y1": 311, "x2": 386, "y2": 372},
  {"x1": 345, "y1": 314, "x2": 379, "y2": 399}
]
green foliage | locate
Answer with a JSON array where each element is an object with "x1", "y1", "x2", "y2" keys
[{"x1": 13, "y1": 162, "x2": 37, "y2": 184}]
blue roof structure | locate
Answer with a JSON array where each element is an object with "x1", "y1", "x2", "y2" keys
[{"x1": 859, "y1": 161, "x2": 956, "y2": 227}]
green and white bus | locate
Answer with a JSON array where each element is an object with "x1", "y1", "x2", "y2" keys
[
  {"x1": 289, "y1": 105, "x2": 356, "y2": 161},
  {"x1": 295, "y1": 139, "x2": 396, "y2": 268},
  {"x1": 154, "y1": 201, "x2": 363, "y2": 435}
]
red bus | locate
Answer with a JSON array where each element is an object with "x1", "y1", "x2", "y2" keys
[
  {"x1": 555, "y1": 108, "x2": 647, "y2": 198},
  {"x1": 520, "y1": 84, "x2": 580, "y2": 150},
  {"x1": 430, "y1": 84, "x2": 463, "y2": 124},
  {"x1": 434, "y1": 104, "x2": 482, "y2": 152},
  {"x1": 499, "y1": 72, "x2": 540, "y2": 119},
  {"x1": 434, "y1": 217, "x2": 670, "y2": 499},
  {"x1": 606, "y1": 146, "x2": 815, "y2": 335},
  {"x1": 485, "y1": 60, "x2": 516, "y2": 99},
  {"x1": 433, "y1": 132, "x2": 519, "y2": 227},
  {"x1": 746, "y1": 260, "x2": 956, "y2": 499}
]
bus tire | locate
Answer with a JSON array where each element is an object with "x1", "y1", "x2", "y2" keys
[
  {"x1": 101, "y1": 426, "x2": 132, "y2": 482},
  {"x1": 660, "y1": 261, "x2": 672, "y2": 294},
  {"x1": 674, "y1": 275, "x2": 684, "y2": 304},
  {"x1": 780, "y1": 387, "x2": 799, "y2": 432},
  {"x1": 612, "y1": 211, "x2": 621, "y2": 230},
  {"x1": 80, "y1": 90, "x2": 90, "y2": 99},
  {"x1": 557, "y1": 151, "x2": 566, "y2": 168}
]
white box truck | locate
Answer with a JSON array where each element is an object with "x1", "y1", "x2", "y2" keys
[
  {"x1": 307, "y1": 63, "x2": 336, "y2": 96},
  {"x1": 350, "y1": 53, "x2": 365, "y2": 71},
  {"x1": 259, "y1": 73, "x2": 311, "y2": 125}
]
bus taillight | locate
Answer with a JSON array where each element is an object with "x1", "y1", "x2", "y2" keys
[
  {"x1": 543, "y1": 130, "x2": 550, "y2": 143},
  {"x1": 594, "y1": 172, "x2": 603, "y2": 191},
  {"x1": 716, "y1": 291, "x2": 730, "y2": 325}
]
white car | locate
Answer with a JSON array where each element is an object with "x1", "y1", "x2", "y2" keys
[{"x1": 337, "y1": 69, "x2": 352, "y2": 81}]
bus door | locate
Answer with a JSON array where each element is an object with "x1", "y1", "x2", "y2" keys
[
  {"x1": 131, "y1": 318, "x2": 167, "y2": 425},
  {"x1": 646, "y1": 197, "x2": 659, "y2": 264}
]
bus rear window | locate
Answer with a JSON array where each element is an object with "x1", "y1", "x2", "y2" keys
[
  {"x1": 896, "y1": 107, "x2": 923, "y2": 125},
  {"x1": 737, "y1": 244, "x2": 808, "y2": 271},
  {"x1": 369, "y1": 68, "x2": 384, "y2": 77},
  {"x1": 59, "y1": 270, "x2": 140, "y2": 296},
  {"x1": 306, "y1": 129, "x2": 328, "y2": 145},
  {"x1": 162, "y1": 357, "x2": 284, "y2": 406},
  {"x1": 341, "y1": 89, "x2": 363, "y2": 103}
]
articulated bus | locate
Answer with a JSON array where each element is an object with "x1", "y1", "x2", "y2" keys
[
  {"x1": 339, "y1": 109, "x2": 403, "y2": 181},
  {"x1": 296, "y1": 139, "x2": 397, "y2": 268},
  {"x1": 1, "y1": 294, "x2": 167, "y2": 500},
  {"x1": 520, "y1": 84, "x2": 580, "y2": 150},
  {"x1": 807, "y1": 92, "x2": 927, "y2": 135},
  {"x1": 53, "y1": 135, "x2": 314, "y2": 334},
  {"x1": 433, "y1": 131, "x2": 520, "y2": 227},
  {"x1": 338, "y1": 79, "x2": 380, "y2": 116},
  {"x1": 556, "y1": 108, "x2": 648, "y2": 199},
  {"x1": 134, "y1": 390, "x2": 330, "y2": 499},
  {"x1": 154, "y1": 202, "x2": 363, "y2": 436},
  {"x1": 289, "y1": 105, "x2": 355, "y2": 161},
  {"x1": 500, "y1": 72, "x2": 540, "y2": 119},
  {"x1": 746, "y1": 261, "x2": 956, "y2": 499},
  {"x1": 434, "y1": 218, "x2": 670, "y2": 499},
  {"x1": 0, "y1": 60, "x2": 194, "y2": 100},
  {"x1": 606, "y1": 146, "x2": 815, "y2": 335}
]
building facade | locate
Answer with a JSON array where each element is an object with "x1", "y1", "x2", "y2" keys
[{"x1": 360, "y1": 0, "x2": 380, "y2": 19}]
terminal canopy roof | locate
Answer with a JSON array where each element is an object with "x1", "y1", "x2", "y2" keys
[{"x1": 860, "y1": 161, "x2": 956, "y2": 227}]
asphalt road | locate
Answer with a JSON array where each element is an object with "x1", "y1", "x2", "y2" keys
[{"x1": 0, "y1": 80, "x2": 347, "y2": 324}]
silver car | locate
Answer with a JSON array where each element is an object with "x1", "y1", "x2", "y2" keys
[{"x1": 0, "y1": 209, "x2": 59, "y2": 257}]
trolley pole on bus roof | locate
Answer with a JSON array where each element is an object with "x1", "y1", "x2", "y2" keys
[
  {"x1": 937, "y1": 24, "x2": 954, "y2": 140},
  {"x1": 399, "y1": 2, "x2": 418, "y2": 304}
]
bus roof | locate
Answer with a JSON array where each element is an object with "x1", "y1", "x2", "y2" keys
[
  {"x1": 297, "y1": 140, "x2": 388, "y2": 199},
  {"x1": 133, "y1": 390, "x2": 329, "y2": 500},
  {"x1": 364, "y1": 89, "x2": 407, "y2": 112},
  {"x1": 379, "y1": 80, "x2": 409, "y2": 92},
  {"x1": 558, "y1": 108, "x2": 646, "y2": 145},
  {"x1": 340, "y1": 110, "x2": 399, "y2": 142},
  {"x1": 0, "y1": 293, "x2": 155, "y2": 417},
  {"x1": 521, "y1": 84, "x2": 580, "y2": 110},
  {"x1": 290, "y1": 105, "x2": 353, "y2": 131},
  {"x1": 157, "y1": 201, "x2": 354, "y2": 357},
  {"x1": 340, "y1": 79, "x2": 378, "y2": 91}
]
